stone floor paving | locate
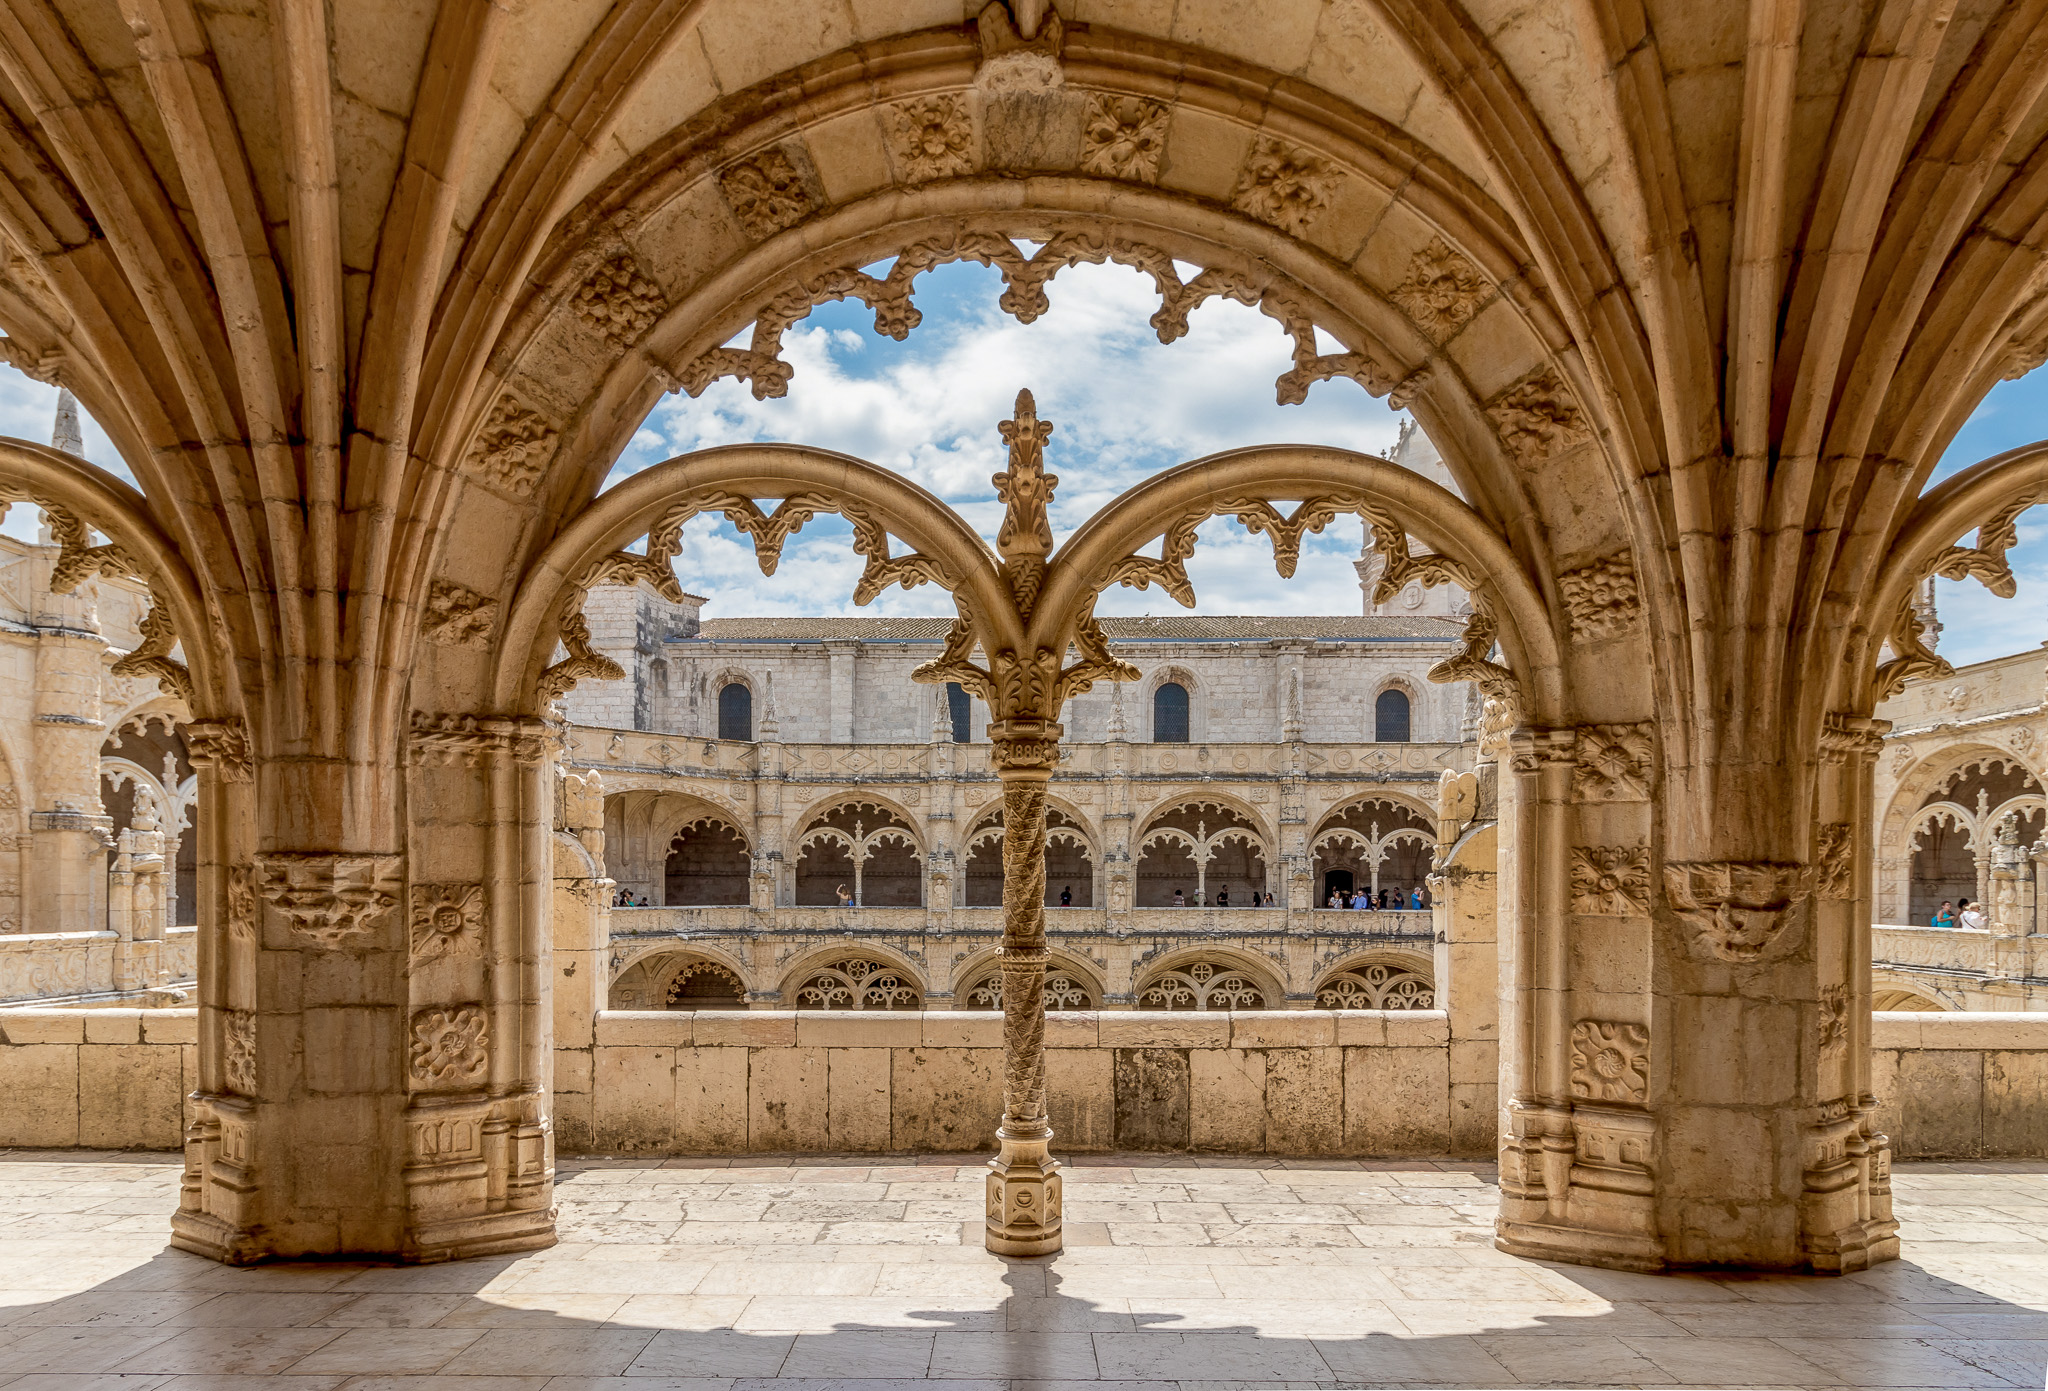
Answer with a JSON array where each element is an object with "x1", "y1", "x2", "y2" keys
[{"x1": 0, "y1": 1152, "x2": 2043, "y2": 1390}]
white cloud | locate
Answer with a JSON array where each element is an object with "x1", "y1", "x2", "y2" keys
[
  {"x1": 0, "y1": 368, "x2": 129, "y2": 541},
  {"x1": 613, "y1": 259, "x2": 1405, "y2": 619}
]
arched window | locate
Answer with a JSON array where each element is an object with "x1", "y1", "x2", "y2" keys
[
  {"x1": 947, "y1": 681, "x2": 972, "y2": 743},
  {"x1": 717, "y1": 682, "x2": 753, "y2": 742},
  {"x1": 1153, "y1": 681, "x2": 1189, "y2": 743},
  {"x1": 1375, "y1": 688, "x2": 1411, "y2": 743}
]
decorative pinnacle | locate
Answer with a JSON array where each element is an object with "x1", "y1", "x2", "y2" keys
[{"x1": 994, "y1": 390, "x2": 1056, "y2": 613}]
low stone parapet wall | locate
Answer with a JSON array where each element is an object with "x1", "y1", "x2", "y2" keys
[
  {"x1": 1872, "y1": 1011, "x2": 2048, "y2": 1159},
  {"x1": 556, "y1": 1009, "x2": 1468, "y2": 1157},
  {"x1": 0, "y1": 1008, "x2": 196, "y2": 1147},
  {"x1": 6, "y1": 1006, "x2": 2045, "y2": 1160}
]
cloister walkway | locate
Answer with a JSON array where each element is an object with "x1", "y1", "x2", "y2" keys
[{"x1": 0, "y1": 1154, "x2": 2041, "y2": 1390}]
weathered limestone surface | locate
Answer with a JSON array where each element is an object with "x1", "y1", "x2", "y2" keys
[{"x1": 3, "y1": 0, "x2": 2046, "y2": 1272}]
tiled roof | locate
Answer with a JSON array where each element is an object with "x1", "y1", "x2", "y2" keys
[{"x1": 688, "y1": 615, "x2": 1465, "y2": 642}]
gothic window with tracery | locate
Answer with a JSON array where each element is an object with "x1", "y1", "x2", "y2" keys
[
  {"x1": 1136, "y1": 960, "x2": 1268, "y2": 1010},
  {"x1": 1375, "y1": 687, "x2": 1411, "y2": 742},
  {"x1": 1314, "y1": 962, "x2": 1434, "y2": 1009},
  {"x1": 794, "y1": 957, "x2": 922, "y2": 1010},
  {"x1": 964, "y1": 807, "x2": 1095, "y2": 906},
  {"x1": 962, "y1": 968, "x2": 1094, "y2": 1010}
]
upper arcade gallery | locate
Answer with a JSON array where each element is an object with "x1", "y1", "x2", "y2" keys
[{"x1": 0, "y1": 0, "x2": 2044, "y2": 1274}]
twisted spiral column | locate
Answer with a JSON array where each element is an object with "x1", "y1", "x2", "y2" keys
[{"x1": 986, "y1": 721, "x2": 1062, "y2": 1256}]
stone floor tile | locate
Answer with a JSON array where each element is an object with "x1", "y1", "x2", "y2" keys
[
  {"x1": 1378, "y1": 1297, "x2": 1628, "y2": 1337},
  {"x1": 1340, "y1": 1204, "x2": 1463, "y2": 1227},
  {"x1": 11, "y1": 1296, "x2": 215, "y2": 1329},
  {"x1": 1101, "y1": 1223, "x2": 1211, "y2": 1248},
  {"x1": 1767, "y1": 1336, "x2": 2020, "y2": 1386},
  {"x1": 431, "y1": 1293, "x2": 631, "y2": 1327},
  {"x1": 330, "y1": 1379, "x2": 547, "y2": 1391},
  {"x1": 104, "y1": 1328, "x2": 345, "y2": 1377},
  {"x1": 663, "y1": 1226, "x2": 825, "y2": 1248},
  {"x1": 733, "y1": 1299, "x2": 999, "y2": 1334},
  {"x1": 604, "y1": 1296, "x2": 755, "y2": 1331},
  {"x1": 1474, "y1": 1332, "x2": 1678, "y2": 1386},
  {"x1": 1205, "y1": 1268, "x2": 1402, "y2": 1302},
  {"x1": 276, "y1": 1328, "x2": 484, "y2": 1376},
  {"x1": 690, "y1": 1266, "x2": 879, "y2": 1298},
  {"x1": 542, "y1": 1379, "x2": 731, "y2": 1391},
  {"x1": 494, "y1": 1264, "x2": 714, "y2": 1296},
  {"x1": 1337, "y1": 1225, "x2": 1474, "y2": 1249},
  {"x1": 777, "y1": 1332, "x2": 936, "y2": 1378},
  {"x1": 1647, "y1": 1304, "x2": 1954, "y2": 1339},
  {"x1": 1925, "y1": 1337, "x2": 2048, "y2": 1386},
  {"x1": 1381, "y1": 1265, "x2": 1592, "y2": 1303},
  {"x1": 926, "y1": 1331, "x2": 1098, "y2": 1380},
  {"x1": 307, "y1": 1295, "x2": 470, "y2": 1329},
  {"x1": 0, "y1": 1333, "x2": 182, "y2": 1376},
  {"x1": 152, "y1": 1295, "x2": 363, "y2": 1329},
  {"x1": 1215, "y1": 1204, "x2": 1357, "y2": 1226},
  {"x1": 1092, "y1": 1332, "x2": 1333, "y2": 1382},
  {"x1": 815, "y1": 1225, "x2": 965, "y2": 1247},
  {"x1": 619, "y1": 1330, "x2": 792, "y2": 1379},
  {"x1": 0, "y1": 1376, "x2": 177, "y2": 1391},
  {"x1": 1063, "y1": 1203, "x2": 1160, "y2": 1224},
  {"x1": 1619, "y1": 1334, "x2": 1843, "y2": 1385},
  {"x1": 1130, "y1": 1299, "x2": 1407, "y2": 1338},
  {"x1": 1043, "y1": 1268, "x2": 1223, "y2": 1301},
  {"x1": 1001, "y1": 1297, "x2": 1136, "y2": 1333},
  {"x1": 1914, "y1": 1307, "x2": 2048, "y2": 1337},
  {"x1": 1203, "y1": 1225, "x2": 1358, "y2": 1248},
  {"x1": 868, "y1": 1267, "x2": 1043, "y2": 1300},
  {"x1": 437, "y1": 1329, "x2": 660, "y2": 1378}
]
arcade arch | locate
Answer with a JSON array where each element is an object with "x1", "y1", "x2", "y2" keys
[
  {"x1": 1311, "y1": 796, "x2": 1434, "y2": 906},
  {"x1": 1135, "y1": 797, "x2": 1269, "y2": 907},
  {"x1": 963, "y1": 804, "x2": 1095, "y2": 908},
  {"x1": 794, "y1": 799, "x2": 924, "y2": 907}
]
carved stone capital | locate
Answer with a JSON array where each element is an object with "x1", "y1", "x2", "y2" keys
[
  {"x1": 1820, "y1": 712, "x2": 1889, "y2": 764},
  {"x1": 185, "y1": 719, "x2": 253, "y2": 783},
  {"x1": 410, "y1": 712, "x2": 563, "y2": 767},
  {"x1": 1664, "y1": 860, "x2": 1809, "y2": 963},
  {"x1": 252, "y1": 851, "x2": 402, "y2": 949}
]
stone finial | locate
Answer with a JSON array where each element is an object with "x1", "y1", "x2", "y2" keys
[
  {"x1": 993, "y1": 388, "x2": 1056, "y2": 615},
  {"x1": 50, "y1": 388, "x2": 82, "y2": 456}
]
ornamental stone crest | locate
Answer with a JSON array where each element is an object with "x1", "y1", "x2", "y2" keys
[
  {"x1": 1812, "y1": 823, "x2": 1854, "y2": 900},
  {"x1": 408, "y1": 1005, "x2": 489, "y2": 1085},
  {"x1": 1818, "y1": 985, "x2": 1849, "y2": 1058},
  {"x1": 464, "y1": 395, "x2": 557, "y2": 495},
  {"x1": 1665, "y1": 860, "x2": 1808, "y2": 963},
  {"x1": 885, "y1": 95, "x2": 976, "y2": 182},
  {"x1": 571, "y1": 252, "x2": 665, "y2": 349},
  {"x1": 1487, "y1": 366, "x2": 1591, "y2": 466},
  {"x1": 1572, "y1": 723, "x2": 1653, "y2": 801},
  {"x1": 1569, "y1": 1020, "x2": 1649, "y2": 1104},
  {"x1": 252, "y1": 851, "x2": 401, "y2": 949},
  {"x1": 419, "y1": 579, "x2": 498, "y2": 648},
  {"x1": 1560, "y1": 551, "x2": 1642, "y2": 639},
  {"x1": 226, "y1": 865, "x2": 257, "y2": 942},
  {"x1": 409, "y1": 883, "x2": 485, "y2": 962},
  {"x1": 222, "y1": 1009, "x2": 256, "y2": 1095},
  {"x1": 718, "y1": 147, "x2": 816, "y2": 240},
  {"x1": 1570, "y1": 845, "x2": 1651, "y2": 916},
  {"x1": 1231, "y1": 136, "x2": 1341, "y2": 236},
  {"x1": 1079, "y1": 93, "x2": 1168, "y2": 182},
  {"x1": 1389, "y1": 238, "x2": 1491, "y2": 341}
]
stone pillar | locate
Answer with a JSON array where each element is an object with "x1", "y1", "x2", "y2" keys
[
  {"x1": 925, "y1": 697, "x2": 957, "y2": 922},
  {"x1": 1431, "y1": 765, "x2": 1496, "y2": 1155},
  {"x1": 1101, "y1": 695, "x2": 1133, "y2": 932},
  {"x1": 985, "y1": 724, "x2": 1062, "y2": 1256},
  {"x1": 754, "y1": 687, "x2": 786, "y2": 911},
  {"x1": 171, "y1": 713, "x2": 558, "y2": 1265},
  {"x1": 1796, "y1": 716, "x2": 1897, "y2": 1271},
  {"x1": 28, "y1": 556, "x2": 110, "y2": 935},
  {"x1": 826, "y1": 640, "x2": 856, "y2": 743}
]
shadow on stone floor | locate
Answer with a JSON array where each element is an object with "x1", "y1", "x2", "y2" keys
[{"x1": 0, "y1": 1155, "x2": 2044, "y2": 1391}]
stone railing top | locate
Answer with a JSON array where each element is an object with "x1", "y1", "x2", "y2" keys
[
  {"x1": 0, "y1": 930, "x2": 120, "y2": 947},
  {"x1": 590, "y1": 1007, "x2": 1451, "y2": 1051},
  {"x1": 564, "y1": 725, "x2": 1468, "y2": 781},
  {"x1": 1873, "y1": 1011, "x2": 2048, "y2": 1050}
]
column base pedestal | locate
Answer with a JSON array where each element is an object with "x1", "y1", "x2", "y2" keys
[
  {"x1": 985, "y1": 1129, "x2": 1062, "y2": 1257},
  {"x1": 1495, "y1": 1219, "x2": 1665, "y2": 1273}
]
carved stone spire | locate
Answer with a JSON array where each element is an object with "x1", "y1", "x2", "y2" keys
[
  {"x1": 50, "y1": 388, "x2": 82, "y2": 456},
  {"x1": 993, "y1": 389, "x2": 1056, "y2": 617},
  {"x1": 1106, "y1": 681, "x2": 1127, "y2": 741}
]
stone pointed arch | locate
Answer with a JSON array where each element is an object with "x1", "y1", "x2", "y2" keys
[{"x1": 494, "y1": 444, "x2": 1015, "y2": 715}]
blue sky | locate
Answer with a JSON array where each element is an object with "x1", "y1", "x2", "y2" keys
[{"x1": 2, "y1": 257, "x2": 2040, "y2": 663}]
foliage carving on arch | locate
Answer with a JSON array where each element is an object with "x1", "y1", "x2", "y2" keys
[{"x1": 668, "y1": 225, "x2": 1418, "y2": 413}]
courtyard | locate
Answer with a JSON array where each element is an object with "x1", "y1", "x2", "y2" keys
[{"x1": 0, "y1": 1152, "x2": 2042, "y2": 1391}]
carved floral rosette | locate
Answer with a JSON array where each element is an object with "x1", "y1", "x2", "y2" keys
[
  {"x1": 1569, "y1": 1020, "x2": 1649, "y2": 1105},
  {"x1": 1664, "y1": 860, "x2": 1809, "y2": 964},
  {"x1": 409, "y1": 883, "x2": 485, "y2": 962},
  {"x1": 408, "y1": 1005, "x2": 490, "y2": 1087}
]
